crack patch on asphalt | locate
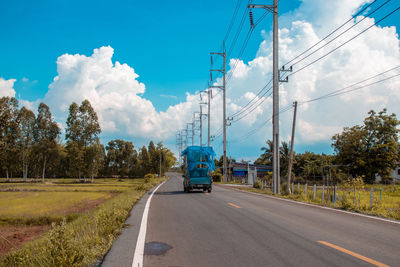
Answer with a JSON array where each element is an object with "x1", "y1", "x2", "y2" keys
[{"x1": 144, "y1": 242, "x2": 173, "y2": 255}]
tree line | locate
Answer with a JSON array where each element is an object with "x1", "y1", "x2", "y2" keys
[
  {"x1": 0, "y1": 97, "x2": 176, "y2": 181},
  {"x1": 254, "y1": 109, "x2": 399, "y2": 184}
]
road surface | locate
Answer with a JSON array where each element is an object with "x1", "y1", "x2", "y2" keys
[{"x1": 103, "y1": 172, "x2": 400, "y2": 267}]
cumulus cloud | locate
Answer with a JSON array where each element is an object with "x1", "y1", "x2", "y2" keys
[
  {"x1": 44, "y1": 46, "x2": 197, "y2": 139},
  {"x1": 0, "y1": 78, "x2": 16, "y2": 97}
]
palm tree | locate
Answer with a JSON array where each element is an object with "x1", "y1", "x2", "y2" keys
[
  {"x1": 256, "y1": 140, "x2": 273, "y2": 165},
  {"x1": 280, "y1": 141, "x2": 291, "y2": 177}
]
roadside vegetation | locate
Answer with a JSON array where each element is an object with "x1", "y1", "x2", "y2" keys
[
  {"x1": 0, "y1": 176, "x2": 165, "y2": 267},
  {"x1": 236, "y1": 182, "x2": 400, "y2": 220},
  {"x1": 220, "y1": 109, "x2": 400, "y2": 221},
  {"x1": 0, "y1": 96, "x2": 176, "y2": 265}
]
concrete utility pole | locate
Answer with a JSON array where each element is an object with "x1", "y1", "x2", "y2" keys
[
  {"x1": 208, "y1": 89, "x2": 211, "y2": 147},
  {"x1": 200, "y1": 104, "x2": 203, "y2": 146},
  {"x1": 287, "y1": 101, "x2": 297, "y2": 194},
  {"x1": 210, "y1": 49, "x2": 226, "y2": 182},
  {"x1": 249, "y1": 0, "x2": 280, "y2": 193},
  {"x1": 199, "y1": 91, "x2": 208, "y2": 147}
]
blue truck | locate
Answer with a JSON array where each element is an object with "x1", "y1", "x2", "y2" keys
[{"x1": 181, "y1": 146, "x2": 216, "y2": 193}]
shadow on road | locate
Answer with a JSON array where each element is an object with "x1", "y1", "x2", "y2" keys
[{"x1": 155, "y1": 190, "x2": 206, "y2": 195}]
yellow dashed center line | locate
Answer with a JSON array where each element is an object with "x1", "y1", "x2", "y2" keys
[
  {"x1": 318, "y1": 241, "x2": 390, "y2": 267},
  {"x1": 228, "y1": 202, "x2": 241, "y2": 209}
]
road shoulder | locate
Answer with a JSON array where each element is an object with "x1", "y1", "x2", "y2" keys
[
  {"x1": 215, "y1": 184, "x2": 400, "y2": 225},
  {"x1": 101, "y1": 181, "x2": 166, "y2": 267}
]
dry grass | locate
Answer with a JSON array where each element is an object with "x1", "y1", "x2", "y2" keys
[{"x1": 0, "y1": 176, "x2": 165, "y2": 267}]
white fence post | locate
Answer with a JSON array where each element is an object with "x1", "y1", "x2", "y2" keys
[
  {"x1": 313, "y1": 184, "x2": 316, "y2": 200},
  {"x1": 370, "y1": 187, "x2": 374, "y2": 207},
  {"x1": 305, "y1": 183, "x2": 308, "y2": 198}
]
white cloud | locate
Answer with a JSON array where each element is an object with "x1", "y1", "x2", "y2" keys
[
  {"x1": 44, "y1": 46, "x2": 197, "y2": 140},
  {"x1": 0, "y1": 78, "x2": 16, "y2": 97},
  {"x1": 160, "y1": 94, "x2": 178, "y2": 99}
]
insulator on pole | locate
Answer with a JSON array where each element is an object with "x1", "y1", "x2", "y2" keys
[{"x1": 249, "y1": 10, "x2": 254, "y2": 28}]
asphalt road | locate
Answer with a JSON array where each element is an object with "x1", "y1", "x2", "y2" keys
[{"x1": 104, "y1": 172, "x2": 400, "y2": 267}]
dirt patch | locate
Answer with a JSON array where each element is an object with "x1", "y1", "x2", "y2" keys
[
  {"x1": 54, "y1": 194, "x2": 116, "y2": 215},
  {"x1": 0, "y1": 225, "x2": 51, "y2": 255}
]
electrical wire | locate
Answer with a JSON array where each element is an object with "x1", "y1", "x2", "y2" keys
[
  {"x1": 288, "y1": 0, "x2": 393, "y2": 69},
  {"x1": 299, "y1": 65, "x2": 400, "y2": 104},
  {"x1": 282, "y1": 0, "x2": 380, "y2": 67},
  {"x1": 288, "y1": 4, "x2": 400, "y2": 78}
]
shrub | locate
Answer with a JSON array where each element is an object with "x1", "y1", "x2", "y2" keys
[
  {"x1": 144, "y1": 173, "x2": 156, "y2": 183},
  {"x1": 253, "y1": 180, "x2": 262, "y2": 189},
  {"x1": 212, "y1": 172, "x2": 222, "y2": 182}
]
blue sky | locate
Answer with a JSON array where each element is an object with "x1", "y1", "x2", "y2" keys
[
  {"x1": 0, "y1": 0, "x2": 302, "y2": 107},
  {"x1": 1, "y1": 0, "x2": 400, "y2": 161}
]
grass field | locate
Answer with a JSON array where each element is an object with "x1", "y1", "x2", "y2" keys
[
  {"x1": 236, "y1": 184, "x2": 400, "y2": 220},
  {"x1": 0, "y1": 176, "x2": 165, "y2": 266}
]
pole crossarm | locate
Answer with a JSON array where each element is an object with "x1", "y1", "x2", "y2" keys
[{"x1": 248, "y1": 4, "x2": 275, "y2": 13}]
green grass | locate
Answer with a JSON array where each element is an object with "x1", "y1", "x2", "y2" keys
[
  {"x1": 0, "y1": 177, "x2": 165, "y2": 266},
  {"x1": 234, "y1": 184, "x2": 400, "y2": 221},
  {"x1": 0, "y1": 191, "x2": 112, "y2": 217}
]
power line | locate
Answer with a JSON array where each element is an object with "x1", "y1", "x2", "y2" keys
[
  {"x1": 230, "y1": 104, "x2": 293, "y2": 143},
  {"x1": 224, "y1": 0, "x2": 243, "y2": 43},
  {"x1": 288, "y1": 0, "x2": 393, "y2": 68},
  {"x1": 300, "y1": 65, "x2": 400, "y2": 104},
  {"x1": 229, "y1": 77, "x2": 272, "y2": 118},
  {"x1": 282, "y1": 0, "x2": 379, "y2": 67},
  {"x1": 288, "y1": 4, "x2": 400, "y2": 77}
]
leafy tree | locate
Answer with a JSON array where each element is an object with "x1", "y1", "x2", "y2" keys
[
  {"x1": 138, "y1": 146, "x2": 151, "y2": 176},
  {"x1": 148, "y1": 141, "x2": 158, "y2": 174},
  {"x1": 332, "y1": 109, "x2": 400, "y2": 183},
  {"x1": 18, "y1": 107, "x2": 36, "y2": 181},
  {"x1": 79, "y1": 100, "x2": 101, "y2": 181},
  {"x1": 156, "y1": 142, "x2": 176, "y2": 176},
  {"x1": 65, "y1": 100, "x2": 101, "y2": 181},
  {"x1": 86, "y1": 138, "x2": 105, "y2": 182},
  {"x1": 105, "y1": 139, "x2": 137, "y2": 178},
  {"x1": 34, "y1": 103, "x2": 60, "y2": 181},
  {"x1": 0, "y1": 97, "x2": 20, "y2": 179},
  {"x1": 65, "y1": 102, "x2": 83, "y2": 178}
]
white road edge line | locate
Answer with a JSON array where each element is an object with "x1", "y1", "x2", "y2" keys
[
  {"x1": 217, "y1": 185, "x2": 400, "y2": 225},
  {"x1": 132, "y1": 180, "x2": 166, "y2": 267}
]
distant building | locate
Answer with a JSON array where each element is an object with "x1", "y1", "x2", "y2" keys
[
  {"x1": 229, "y1": 162, "x2": 272, "y2": 180},
  {"x1": 375, "y1": 166, "x2": 400, "y2": 183}
]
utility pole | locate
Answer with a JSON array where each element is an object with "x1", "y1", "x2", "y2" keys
[
  {"x1": 183, "y1": 128, "x2": 188, "y2": 149},
  {"x1": 249, "y1": 0, "x2": 281, "y2": 193},
  {"x1": 210, "y1": 49, "x2": 226, "y2": 182},
  {"x1": 200, "y1": 104, "x2": 203, "y2": 146},
  {"x1": 287, "y1": 101, "x2": 297, "y2": 194},
  {"x1": 199, "y1": 91, "x2": 208, "y2": 147},
  {"x1": 188, "y1": 122, "x2": 194, "y2": 146},
  {"x1": 208, "y1": 89, "x2": 211, "y2": 146}
]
